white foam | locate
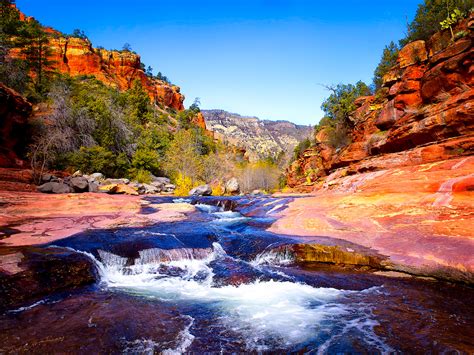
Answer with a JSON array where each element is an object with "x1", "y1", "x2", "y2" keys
[
  {"x1": 251, "y1": 245, "x2": 295, "y2": 267},
  {"x1": 162, "y1": 316, "x2": 195, "y2": 355},
  {"x1": 210, "y1": 211, "x2": 249, "y2": 225},
  {"x1": 122, "y1": 338, "x2": 160, "y2": 354},
  {"x1": 195, "y1": 203, "x2": 221, "y2": 213},
  {"x1": 67, "y1": 243, "x2": 390, "y2": 351},
  {"x1": 173, "y1": 198, "x2": 191, "y2": 204}
]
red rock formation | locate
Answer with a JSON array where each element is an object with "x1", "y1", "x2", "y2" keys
[
  {"x1": 11, "y1": 8, "x2": 185, "y2": 111},
  {"x1": 0, "y1": 84, "x2": 32, "y2": 168},
  {"x1": 49, "y1": 35, "x2": 185, "y2": 110},
  {"x1": 273, "y1": 156, "x2": 474, "y2": 283},
  {"x1": 281, "y1": 17, "x2": 474, "y2": 282},
  {"x1": 287, "y1": 15, "x2": 473, "y2": 188}
]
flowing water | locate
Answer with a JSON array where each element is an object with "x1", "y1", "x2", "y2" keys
[{"x1": 1, "y1": 196, "x2": 473, "y2": 353}]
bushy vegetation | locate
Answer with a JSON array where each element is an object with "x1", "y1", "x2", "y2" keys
[
  {"x1": 372, "y1": 41, "x2": 399, "y2": 90},
  {"x1": 0, "y1": 0, "x2": 281, "y2": 194},
  {"x1": 401, "y1": 0, "x2": 472, "y2": 45},
  {"x1": 292, "y1": 138, "x2": 312, "y2": 161},
  {"x1": 312, "y1": 82, "x2": 372, "y2": 150},
  {"x1": 239, "y1": 160, "x2": 281, "y2": 193},
  {"x1": 0, "y1": 0, "x2": 56, "y2": 99}
]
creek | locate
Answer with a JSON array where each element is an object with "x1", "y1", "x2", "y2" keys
[{"x1": 1, "y1": 196, "x2": 473, "y2": 353}]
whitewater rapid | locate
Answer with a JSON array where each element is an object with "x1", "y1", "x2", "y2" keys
[{"x1": 55, "y1": 201, "x2": 393, "y2": 352}]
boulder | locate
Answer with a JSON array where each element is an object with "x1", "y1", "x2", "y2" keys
[
  {"x1": 88, "y1": 172, "x2": 105, "y2": 183},
  {"x1": 88, "y1": 182, "x2": 99, "y2": 193},
  {"x1": 99, "y1": 183, "x2": 138, "y2": 195},
  {"x1": 104, "y1": 178, "x2": 130, "y2": 185},
  {"x1": 189, "y1": 184, "x2": 212, "y2": 196},
  {"x1": 70, "y1": 176, "x2": 89, "y2": 192},
  {"x1": 41, "y1": 173, "x2": 53, "y2": 183},
  {"x1": 163, "y1": 184, "x2": 176, "y2": 192},
  {"x1": 225, "y1": 178, "x2": 240, "y2": 194},
  {"x1": 52, "y1": 183, "x2": 72, "y2": 194},
  {"x1": 37, "y1": 182, "x2": 72, "y2": 194},
  {"x1": 72, "y1": 170, "x2": 83, "y2": 177},
  {"x1": 397, "y1": 40, "x2": 427, "y2": 68},
  {"x1": 375, "y1": 100, "x2": 403, "y2": 130},
  {"x1": 151, "y1": 176, "x2": 171, "y2": 185},
  {"x1": 142, "y1": 183, "x2": 160, "y2": 194}
]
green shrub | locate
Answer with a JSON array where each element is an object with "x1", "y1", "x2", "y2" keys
[
  {"x1": 67, "y1": 146, "x2": 130, "y2": 177},
  {"x1": 401, "y1": 0, "x2": 471, "y2": 45},
  {"x1": 130, "y1": 147, "x2": 161, "y2": 175},
  {"x1": 293, "y1": 138, "x2": 312, "y2": 161},
  {"x1": 373, "y1": 41, "x2": 399, "y2": 90},
  {"x1": 131, "y1": 169, "x2": 152, "y2": 184}
]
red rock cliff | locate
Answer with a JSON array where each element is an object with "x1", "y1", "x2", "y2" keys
[
  {"x1": 288, "y1": 15, "x2": 473, "y2": 189},
  {"x1": 11, "y1": 9, "x2": 185, "y2": 111},
  {"x1": 0, "y1": 84, "x2": 32, "y2": 168}
]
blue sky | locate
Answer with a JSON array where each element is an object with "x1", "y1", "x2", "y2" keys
[{"x1": 16, "y1": 0, "x2": 420, "y2": 125}]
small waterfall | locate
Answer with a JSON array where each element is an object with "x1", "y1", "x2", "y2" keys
[
  {"x1": 251, "y1": 244, "x2": 296, "y2": 267},
  {"x1": 97, "y1": 250, "x2": 128, "y2": 268},
  {"x1": 56, "y1": 243, "x2": 390, "y2": 352},
  {"x1": 136, "y1": 247, "x2": 213, "y2": 265}
]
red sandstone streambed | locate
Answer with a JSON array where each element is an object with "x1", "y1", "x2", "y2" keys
[{"x1": 0, "y1": 193, "x2": 473, "y2": 352}]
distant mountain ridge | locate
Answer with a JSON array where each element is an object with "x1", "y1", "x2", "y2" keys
[{"x1": 202, "y1": 109, "x2": 313, "y2": 162}]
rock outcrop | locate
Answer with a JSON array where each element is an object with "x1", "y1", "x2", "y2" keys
[
  {"x1": 11, "y1": 8, "x2": 184, "y2": 111},
  {"x1": 287, "y1": 15, "x2": 473, "y2": 188},
  {"x1": 202, "y1": 110, "x2": 312, "y2": 162},
  {"x1": 279, "y1": 16, "x2": 474, "y2": 283},
  {"x1": 0, "y1": 84, "x2": 32, "y2": 168}
]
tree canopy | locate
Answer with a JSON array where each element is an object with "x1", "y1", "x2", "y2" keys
[{"x1": 401, "y1": 0, "x2": 472, "y2": 45}]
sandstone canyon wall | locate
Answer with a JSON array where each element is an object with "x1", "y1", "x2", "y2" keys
[
  {"x1": 12, "y1": 9, "x2": 185, "y2": 111},
  {"x1": 202, "y1": 109, "x2": 313, "y2": 162},
  {"x1": 287, "y1": 15, "x2": 473, "y2": 189}
]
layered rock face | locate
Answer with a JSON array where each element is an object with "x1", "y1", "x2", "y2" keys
[
  {"x1": 202, "y1": 109, "x2": 312, "y2": 162},
  {"x1": 278, "y1": 17, "x2": 474, "y2": 283},
  {"x1": 0, "y1": 84, "x2": 32, "y2": 168},
  {"x1": 287, "y1": 16, "x2": 473, "y2": 187},
  {"x1": 11, "y1": 12, "x2": 184, "y2": 111},
  {"x1": 47, "y1": 33, "x2": 184, "y2": 110}
]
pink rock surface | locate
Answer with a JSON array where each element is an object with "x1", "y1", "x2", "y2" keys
[
  {"x1": 272, "y1": 156, "x2": 474, "y2": 282},
  {"x1": 0, "y1": 192, "x2": 193, "y2": 247}
]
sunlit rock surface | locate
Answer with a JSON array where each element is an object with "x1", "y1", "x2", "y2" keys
[
  {"x1": 287, "y1": 15, "x2": 473, "y2": 187},
  {"x1": 273, "y1": 156, "x2": 474, "y2": 283},
  {"x1": 202, "y1": 109, "x2": 313, "y2": 162}
]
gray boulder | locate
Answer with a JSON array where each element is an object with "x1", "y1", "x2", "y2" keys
[
  {"x1": 163, "y1": 184, "x2": 176, "y2": 192},
  {"x1": 225, "y1": 177, "x2": 240, "y2": 194},
  {"x1": 189, "y1": 184, "x2": 212, "y2": 196},
  {"x1": 70, "y1": 176, "x2": 89, "y2": 192},
  {"x1": 90, "y1": 172, "x2": 105, "y2": 181},
  {"x1": 88, "y1": 182, "x2": 99, "y2": 193},
  {"x1": 104, "y1": 178, "x2": 130, "y2": 185},
  {"x1": 37, "y1": 182, "x2": 72, "y2": 194},
  {"x1": 151, "y1": 176, "x2": 170, "y2": 185},
  {"x1": 41, "y1": 173, "x2": 53, "y2": 183},
  {"x1": 142, "y1": 183, "x2": 160, "y2": 194}
]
